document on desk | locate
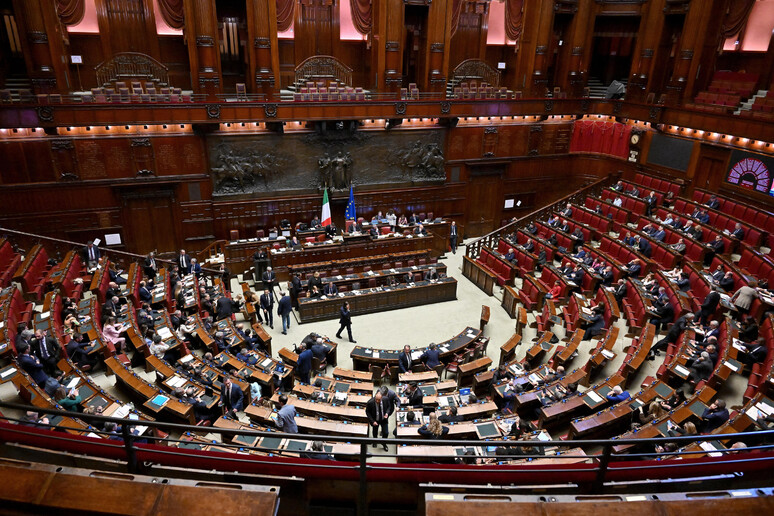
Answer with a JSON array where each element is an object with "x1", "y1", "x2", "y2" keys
[
  {"x1": 746, "y1": 406, "x2": 760, "y2": 420},
  {"x1": 372, "y1": 351, "x2": 380, "y2": 358},
  {"x1": 180, "y1": 354, "x2": 194, "y2": 364},
  {"x1": 699, "y1": 441, "x2": 723, "y2": 457},
  {"x1": 674, "y1": 364, "x2": 690, "y2": 377},
  {"x1": 585, "y1": 391, "x2": 604, "y2": 403},
  {"x1": 113, "y1": 405, "x2": 131, "y2": 419},
  {"x1": 157, "y1": 327, "x2": 173, "y2": 339},
  {"x1": 0, "y1": 367, "x2": 15, "y2": 379},
  {"x1": 260, "y1": 358, "x2": 273, "y2": 369},
  {"x1": 757, "y1": 402, "x2": 774, "y2": 417},
  {"x1": 168, "y1": 376, "x2": 187, "y2": 388},
  {"x1": 66, "y1": 377, "x2": 80, "y2": 390},
  {"x1": 723, "y1": 360, "x2": 739, "y2": 373},
  {"x1": 601, "y1": 349, "x2": 615, "y2": 360}
]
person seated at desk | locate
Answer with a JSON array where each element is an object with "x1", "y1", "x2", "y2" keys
[
  {"x1": 311, "y1": 338, "x2": 328, "y2": 362},
  {"x1": 687, "y1": 351, "x2": 714, "y2": 386},
  {"x1": 55, "y1": 386, "x2": 82, "y2": 412},
  {"x1": 621, "y1": 232, "x2": 636, "y2": 247},
  {"x1": 308, "y1": 271, "x2": 323, "y2": 293},
  {"x1": 535, "y1": 246, "x2": 547, "y2": 271},
  {"x1": 370, "y1": 214, "x2": 380, "y2": 225},
  {"x1": 408, "y1": 213, "x2": 420, "y2": 224},
  {"x1": 567, "y1": 265, "x2": 585, "y2": 292},
  {"x1": 324, "y1": 282, "x2": 338, "y2": 296},
  {"x1": 730, "y1": 222, "x2": 745, "y2": 240},
  {"x1": 545, "y1": 280, "x2": 562, "y2": 300},
  {"x1": 669, "y1": 238, "x2": 687, "y2": 254},
  {"x1": 310, "y1": 216, "x2": 320, "y2": 228},
  {"x1": 704, "y1": 235, "x2": 725, "y2": 266},
  {"x1": 309, "y1": 285, "x2": 322, "y2": 298},
  {"x1": 424, "y1": 267, "x2": 440, "y2": 281},
  {"x1": 398, "y1": 345, "x2": 413, "y2": 374},
  {"x1": 403, "y1": 271, "x2": 415, "y2": 284},
  {"x1": 718, "y1": 271, "x2": 735, "y2": 292},
  {"x1": 739, "y1": 315, "x2": 759, "y2": 342},
  {"x1": 397, "y1": 410, "x2": 421, "y2": 433},
  {"x1": 439, "y1": 405, "x2": 463, "y2": 424},
  {"x1": 302, "y1": 440, "x2": 334, "y2": 461},
  {"x1": 491, "y1": 364, "x2": 512, "y2": 386},
  {"x1": 606, "y1": 385, "x2": 630, "y2": 403},
  {"x1": 418, "y1": 413, "x2": 449, "y2": 439},
  {"x1": 612, "y1": 278, "x2": 627, "y2": 306},
  {"x1": 288, "y1": 236, "x2": 302, "y2": 250},
  {"x1": 504, "y1": 247, "x2": 517, "y2": 264},
  {"x1": 325, "y1": 222, "x2": 338, "y2": 238},
  {"x1": 149, "y1": 334, "x2": 176, "y2": 363},
  {"x1": 547, "y1": 214, "x2": 559, "y2": 228},
  {"x1": 421, "y1": 343, "x2": 441, "y2": 369},
  {"x1": 102, "y1": 317, "x2": 127, "y2": 354},
  {"x1": 558, "y1": 219, "x2": 570, "y2": 233},
  {"x1": 675, "y1": 271, "x2": 691, "y2": 292},
  {"x1": 212, "y1": 331, "x2": 230, "y2": 353},
  {"x1": 560, "y1": 203, "x2": 573, "y2": 218},
  {"x1": 235, "y1": 346, "x2": 258, "y2": 366},
  {"x1": 613, "y1": 196, "x2": 623, "y2": 207},
  {"x1": 398, "y1": 213, "x2": 408, "y2": 226},
  {"x1": 522, "y1": 239, "x2": 535, "y2": 253},
  {"x1": 180, "y1": 386, "x2": 214, "y2": 424},
  {"x1": 414, "y1": 224, "x2": 427, "y2": 236},
  {"x1": 581, "y1": 306, "x2": 605, "y2": 341},
  {"x1": 648, "y1": 310, "x2": 690, "y2": 359},
  {"x1": 369, "y1": 225, "x2": 378, "y2": 238},
  {"x1": 570, "y1": 228, "x2": 584, "y2": 251},
  {"x1": 624, "y1": 259, "x2": 642, "y2": 278},
  {"x1": 43, "y1": 369, "x2": 65, "y2": 397},
  {"x1": 632, "y1": 401, "x2": 667, "y2": 429},
  {"x1": 598, "y1": 264, "x2": 613, "y2": 284},
  {"x1": 403, "y1": 382, "x2": 423, "y2": 407},
  {"x1": 65, "y1": 334, "x2": 98, "y2": 371},
  {"x1": 700, "y1": 399, "x2": 729, "y2": 432},
  {"x1": 738, "y1": 337, "x2": 767, "y2": 368}
]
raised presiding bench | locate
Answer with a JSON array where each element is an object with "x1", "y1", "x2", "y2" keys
[
  {"x1": 298, "y1": 277, "x2": 457, "y2": 322},
  {"x1": 351, "y1": 326, "x2": 483, "y2": 371}
]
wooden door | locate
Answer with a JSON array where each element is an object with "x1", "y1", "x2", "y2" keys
[
  {"x1": 120, "y1": 189, "x2": 179, "y2": 255},
  {"x1": 466, "y1": 173, "x2": 502, "y2": 237}
]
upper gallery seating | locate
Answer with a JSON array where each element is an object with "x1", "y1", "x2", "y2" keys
[{"x1": 687, "y1": 71, "x2": 759, "y2": 112}]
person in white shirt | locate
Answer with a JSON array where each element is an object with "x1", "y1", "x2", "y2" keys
[
  {"x1": 148, "y1": 334, "x2": 170, "y2": 360},
  {"x1": 613, "y1": 197, "x2": 623, "y2": 207}
]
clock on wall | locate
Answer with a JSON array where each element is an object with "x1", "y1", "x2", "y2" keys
[
  {"x1": 726, "y1": 157, "x2": 770, "y2": 193},
  {"x1": 630, "y1": 133, "x2": 640, "y2": 145}
]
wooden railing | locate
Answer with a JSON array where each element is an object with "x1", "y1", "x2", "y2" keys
[
  {"x1": 451, "y1": 59, "x2": 501, "y2": 87},
  {"x1": 294, "y1": 55, "x2": 353, "y2": 87},
  {"x1": 0, "y1": 227, "x2": 222, "y2": 277},
  {"x1": 464, "y1": 174, "x2": 620, "y2": 260},
  {"x1": 95, "y1": 52, "x2": 170, "y2": 88}
]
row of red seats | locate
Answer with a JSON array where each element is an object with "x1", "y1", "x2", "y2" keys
[
  {"x1": 619, "y1": 221, "x2": 681, "y2": 270},
  {"x1": 569, "y1": 204, "x2": 613, "y2": 239},
  {"x1": 535, "y1": 222, "x2": 575, "y2": 253},
  {"x1": 585, "y1": 197, "x2": 629, "y2": 227},
  {"x1": 620, "y1": 181, "x2": 666, "y2": 206},
  {"x1": 737, "y1": 246, "x2": 774, "y2": 289},
  {"x1": 644, "y1": 210, "x2": 708, "y2": 264},
  {"x1": 708, "y1": 255, "x2": 745, "y2": 295},
  {"x1": 672, "y1": 198, "x2": 763, "y2": 247},
  {"x1": 598, "y1": 236, "x2": 653, "y2": 276},
  {"x1": 496, "y1": 238, "x2": 535, "y2": 278},
  {"x1": 558, "y1": 256, "x2": 599, "y2": 293},
  {"x1": 477, "y1": 248, "x2": 516, "y2": 287},
  {"x1": 517, "y1": 274, "x2": 546, "y2": 311},
  {"x1": 633, "y1": 172, "x2": 682, "y2": 197},
  {"x1": 0, "y1": 287, "x2": 33, "y2": 357},
  {"x1": 600, "y1": 189, "x2": 647, "y2": 218},
  {"x1": 621, "y1": 280, "x2": 649, "y2": 332},
  {"x1": 512, "y1": 230, "x2": 557, "y2": 263},
  {"x1": 681, "y1": 263, "x2": 714, "y2": 314},
  {"x1": 0, "y1": 239, "x2": 21, "y2": 288},
  {"x1": 13, "y1": 244, "x2": 52, "y2": 302},
  {"x1": 744, "y1": 315, "x2": 774, "y2": 402},
  {"x1": 692, "y1": 189, "x2": 774, "y2": 243}
]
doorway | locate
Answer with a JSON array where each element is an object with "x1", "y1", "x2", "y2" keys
[
  {"x1": 466, "y1": 168, "x2": 503, "y2": 237},
  {"x1": 120, "y1": 188, "x2": 180, "y2": 255}
]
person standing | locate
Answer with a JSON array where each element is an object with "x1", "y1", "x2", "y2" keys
[
  {"x1": 335, "y1": 302, "x2": 356, "y2": 343},
  {"x1": 366, "y1": 390, "x2": 389, "y2": 451},
  {"x1": 296, "y1": 343, "x2": 313, "y2": 384},
  {"x1": 260, "y1": 289, "x2": 274, "y2": 329},
  {"x1": 220, "y1": 376, "x2": 244, "y2": 418},
  {"x1": 277, "y1": 291, "x2": 292, "y2": 334},
  {"x1": 276, "y1": 394, "x2": 298, "y2": 434},
  {"x1": 449, "y1": 221, "x2": 458, "y2": 254}
]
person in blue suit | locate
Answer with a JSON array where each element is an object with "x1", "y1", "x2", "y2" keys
[
  {"x1": 420, "y1": 342, "x2": 441, "y2": 369},
  {"x1": 18, "y1": 344, "x2": 49, "y2": 386},
  {"x1": 220, "y1": 376, "x2": 244, "y2": 417}
]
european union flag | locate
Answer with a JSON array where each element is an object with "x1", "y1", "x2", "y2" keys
[{"x1": 345, "y1": 186, "x2": 356, "y2": 221}]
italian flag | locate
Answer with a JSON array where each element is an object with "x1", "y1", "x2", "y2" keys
[{"x1": 321, "y1": 188, "x2": 332, "y2": 226}]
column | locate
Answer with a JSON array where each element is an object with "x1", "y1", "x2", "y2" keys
[
  {"x1": 627, "y1": 0, "x2": 666, "y2": 102},
  {"x1": 246, "y1": 0, "x2": 281, "y2": 98},
  {"x1": 12, "y1": 0, "x2": 71, "y2": 93},
  {"x1": 183, "y1": 0, "x2": 222, "y2": 98}
]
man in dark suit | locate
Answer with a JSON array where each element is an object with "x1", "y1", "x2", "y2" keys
[
  {"x1": 652, "y1": 226, "x2": 666, "y2": 242},
  {"x1": 18, "y1": 344, "x2": 49, "y2": 386},
  {"x1": 644, "y1": 191, "x2": 658, "y2": 216},
  {"x1": 536, "y1": 246, "x2": 547, "y2": 271},
  {"x1": 408, "y1": 213, "x2": 420, "y2": 224},
  {"x1": 414, "y1": 224, "x2": 427, "y2": 236},
  {"x1": 739, "y1": 337, "x2": 767, "y2": 368},
  {"x1": 177, "y1": 249, "x2": 192, "y2": 275},
  {"x1": 277, "y1": 291, "x2": 292, "y2": 334},
  {"x1": 649, "y1": 313, "x2": 693, "y2": 358},
  {"x1": 504, "y1": 248, "x2": 516, "y2": 263},
  {"x1": 649, "y1": 296, "x2": 675, "y2": 335},
  {"x1": 560, "y1": 203, "x2": 573, "y2": 218},
  {"x1": 259, "y1": 289, "x2": 274, "y2": 329},
  {"x1": 323, "y1": 282, "x2": 338, "y2": 296},
  {"x1": 138, "y1": 280, "x2": 152, "y2": 303},
  {"x1": 398, "y1": 345, "x2": 413, "y2": 373},
  {"x1": 676, "y1": 272, "x2": 691, "y2": 292},
  {"x1": 706, "y1": 195, "x2": 720, "y2": 210},
  {"x1": 522, "y1": 239, "x2": 534, "y2": 253},
  {"x1": 83, "y1": 241, "x2": 101, "y2": 269},
  {"x1": 637, "y1": 237, "x2": 652, "y2": 258},
  {"x1": 704, "y1": 235, "x2": 725, "y2": 266},
  {"x1": 335, "y1": 302, "x2": 356, "y2": 343},
  {"x1": 600, "y1": 266, "x2": 614, "y2": 287},
  {"x1": 731, "y1": 223, "x2": 745, "y2": 240},
  {"x1": 262, "y1": 267, "x2": 277, "y2": 291},
  {"x1": 625, "y1": 259, "x2": 641, "y2": 278},
  {"x1": 403, "y1": 382, "x2": 423, "y2": 407},
  {"x1": 559, "y1": 220, "x2": 570, "y2": 233},
  {"x1": 710, "y1": 265, "x2": 725, "y2": 283},
  {"x1": 143, "y1": 252, "x2": 157, "y2": 279},
  {"x1": 449, "y1": 221, "x2": 458, "y2": 254},
  {"x1": 420, "y1": 343, "x2": 441, "y2": 369},
  {"x1": 296, "y1": 343, "x2": 313, "y2": 384},
  {"x1": 220, "y1": 376, "x2": 244, "y2": 417},
  {"x1": 700, "y1": 399, "x2": 729, "y2": 432},
  {"x1": 582, "y1": 309, "x2": 605, "y2": 341},
  {"x1": 696, "y1": 290, "x2": 720, "y2": 326},
  {"x1": 366, "y1": 391, "x2": 390, "y2": 451},
  {"x1": 424, "y1": 268, "x2": 440, "y2": 281},
  {"x1": 613, "y1": 279, "x2": 627, "y2": 307},
  {"x1": 32, "y1": 329, "x2": 60, "y2": 375},
  {"x1": 215, "y1": 294, "x2": 242, "y2": 321},
  {"x1": 669, "y1": 238, "x2": 687, "y2": 254}
]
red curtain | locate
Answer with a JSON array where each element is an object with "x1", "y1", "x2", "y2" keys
[
  {"x1": 504, "y1": 0, "x2": 523, "y2": 46},
  {"x1": 56, "y1": 0, "x2": 85, "y2": 26},
  {"x1": 277, "y1": 0, "x2": 295, "y2": 32},
  {"x1": 157, "y1": 0, "x2": 185, "y2": 30},
  {"x1": 570, "y1": 121, "x2": 631, "y2": 159},
  {"x1": 721, "y1": 0, "x2": 755, "y2": 38},
  {"x1": 350, "y1": 0, "x2": 372, "y2": 35},
  {"x1": 451, "y1": 0, "x2": 463, "y2": 37}
]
